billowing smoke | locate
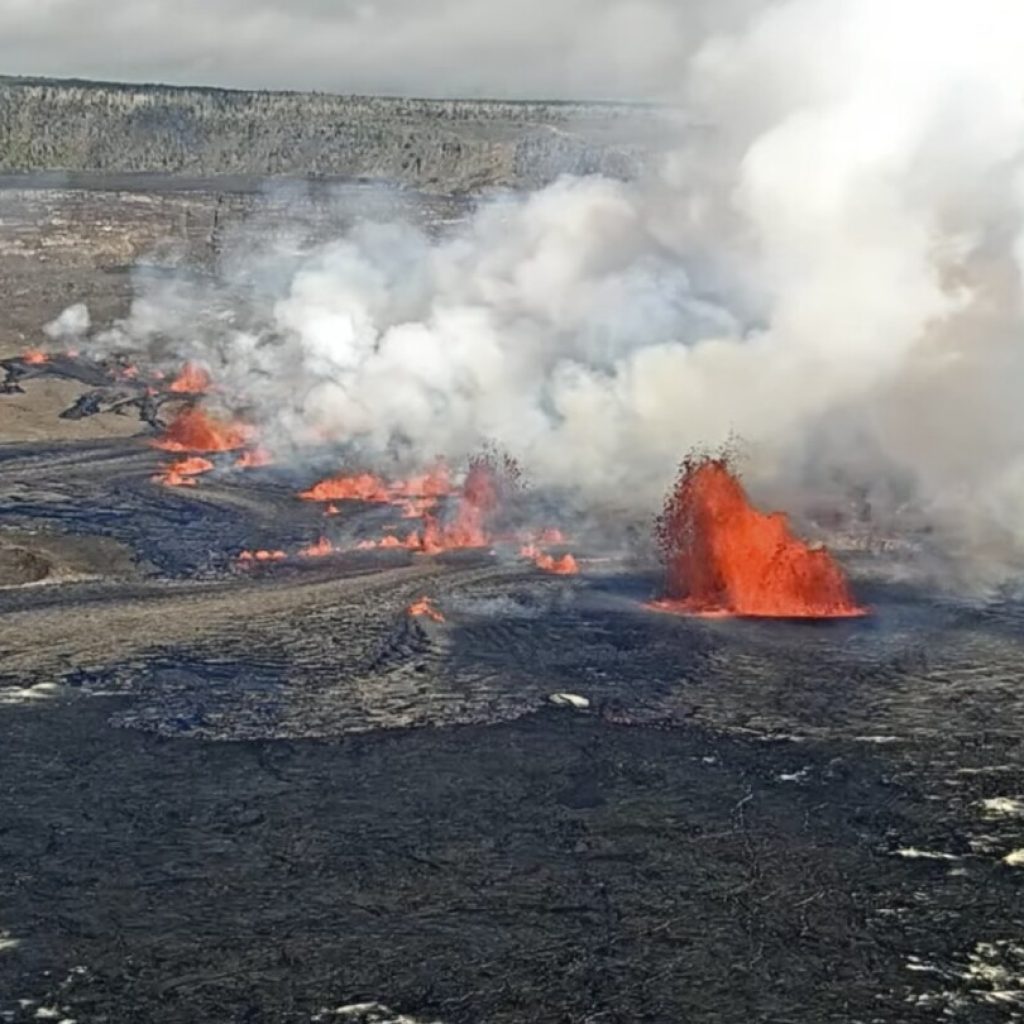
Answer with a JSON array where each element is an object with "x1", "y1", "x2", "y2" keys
[{"x1": 76, "y1": 0, "x2": 1024, "y2": 584}]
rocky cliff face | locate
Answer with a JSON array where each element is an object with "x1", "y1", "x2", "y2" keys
[{"x1": 0, "y1": 76, "x2": 679, "y2": 191}]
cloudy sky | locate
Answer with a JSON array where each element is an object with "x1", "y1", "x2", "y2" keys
[{"x1": 0, "y1": 0, "x2": 760, "y2": 99}]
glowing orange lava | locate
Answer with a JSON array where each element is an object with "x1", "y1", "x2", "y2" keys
[
  {"x1": 407, "y1": 597, "x2": 445, "y2": 623},
  {"x1": 318, "y1": 454, "x2": 520, "y2": 556},
  {"x1": 520, "y1": 545, "x2": 579, "y2": 575},
  {"x1": 152, "y1": 456, "x2": 215, "y2": 488},
  {"x1": 238, "y1": 549, "x2": 288, "y2": 565},
  {"x1": 415, "y1": 458, "x2": 498, "y2": 552},
  {"x1": 299, "y1": 537, "x2": 334, "y2": 558},
  {"x1": 398, "y1": 497, "x2": 439, "y2": 519},
  {"x1": 22, "y1": 349, "x2": 49, "y2": 365},
  {"x1": 300, "y1": 461, "x2": 453, "y2": 508},
  {"x1": 168, "y1": 362, "x2": 212, "y2": 394},
  {"x1": 652, "y1": 457, "x2": 865, "y2": 619},
  {"x1": 152, "y1": 407, "x2": 253, "y2": 453},
  {"x1": 356, "y1": 532, "x2": 421, "y2": 551},
  {"x1": 300, "y1": 472, "x2": 391, "y2": 503},
  {"x1": 389, "y1": 463, "x2": 453, "y2": 499}
]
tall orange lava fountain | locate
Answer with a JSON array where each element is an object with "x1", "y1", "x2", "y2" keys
[{"x1": 652, "y1": 456, "x2": 865, "y2": 619}]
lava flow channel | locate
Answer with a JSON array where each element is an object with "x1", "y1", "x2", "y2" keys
[{"x1": 651, "y1": 456, "x2": 865, "y2": 619}]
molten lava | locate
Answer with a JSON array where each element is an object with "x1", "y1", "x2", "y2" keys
[
  {"x1": 389, "y1": 463, "x2": 453, "y2": 499},
  {"x1": 153, "y1": 407, "x2": 253, "y2": 453},
  {"x1": 398, "y1": 497, "x2": 439, "y2": 519},
  {"x1": 153, "y1": 456, "x2": 215, "y2": 488},
  {"x1": 22, "y1": 349, "x2": 50, "y2": 365},
  {"x1": 168, "y1": 362, "x2": 212, "y2": 394},
  {"x1": 379, "y1": 461, "x2": 499, "y2": 553},
  {"x1": 238, "y1": 549, "x2": 288, "y2": 565},
  {"x1": 356, "y1": 532, "x2": 420, "y2": 551},
  {"x1": 407, "y1": 597, "x2": 445, "y2": 623},
  {"x1": 652, "y1": 457, "x2": 865, "y2": 619},
  {"x1": 520, "y1": 545, "x2": 580, "y2": 575},
  {"x1": 299, "y1": 537, "x2": 334, "y2": 558},
  {"x1": 300, "y1": 472, "x2": 391, "y2": 503},
  {"x1": 300, "y1": 462, "x2": 453, "y2": 507}
]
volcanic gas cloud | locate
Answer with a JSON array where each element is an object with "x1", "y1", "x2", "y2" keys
[{"x1": 653, "y1": 456, "x2": 865, "y2": 619}]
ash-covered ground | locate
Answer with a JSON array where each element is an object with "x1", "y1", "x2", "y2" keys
[{"x1": 0, "y1": 179, "x2": 1023, "y2": 1024}]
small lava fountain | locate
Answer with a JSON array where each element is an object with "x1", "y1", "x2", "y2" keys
[
  {"x1": 168, "y1": 362, "x2": 212, "y2": 394},
  {"x1": 651, "y1": 455, "x2": 865, "y2": 619},
  {"x1": 152, "y1": 456, "x2": 214, "y2": 488},
  {"x1": 407, "y1": 596, "x2": 445, "y2": 622},
  {"x1": 152, "y1": 407, "x2": 253, "y2": 453}
]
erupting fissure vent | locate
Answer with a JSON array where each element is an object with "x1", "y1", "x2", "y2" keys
[
  {"x1": 652, "y1": 456, "x2": 865, "y2": 619},
  {"x1": 152, "y1": 406, "x2": 254, "y2": 453},
  {"x1": 152, "y1": 456, "x2": 214, "y2": 488},
  {"x1": 168, "y1": 362, "x2": 212, "y2": 394}
]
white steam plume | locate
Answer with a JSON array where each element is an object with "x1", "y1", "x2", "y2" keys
[
  {"x1": 44, "y1": 302, "x2": 90, "y2": 343},
  {"x1": 81, "y1": 0, "x2": 1024, "y2": 581}
]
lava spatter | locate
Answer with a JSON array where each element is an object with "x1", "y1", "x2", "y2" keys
[
  {"x1": 519, "y1": 544, "x2": 579, "y2": 575},
  {"x1": 152, "y1": 407, "x2": 253, "y2": 453},
  {"x1": 237, "y1": 549, "x2": 288, "y2": 565},
  {"x1": 152, "y1": 456, "x2": 215, "y2": 487},
  {"x1": 168, "y1": 362, "x2": 212, "y2": 394},
  {"x1": 299, "y1": 472, "x2": 392, "y2": 503},
  {"x1": 299, "y1": 537, "x2": 334, "y2": 558},
  {"x1": 652, "y1": 456, "x2": 865, "y2": 619},
  {"x1": 407, "y1": 597, "x2": 445, "y2": 622}
]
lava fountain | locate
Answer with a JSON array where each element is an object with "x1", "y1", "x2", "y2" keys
[
  {"x1": 152, "y1": 407, "x2": 254, "y2": 453},
  {"x1": 651, "y1": 456, "x2": 866, "y2": 619},
  {"x1": 152, "y1": 456, "x2": 215, "y2": 487},
  {"x1": 407, "y1": 597, "x2": 445, "y2": 622},
  {"x1": 168, "y1": 362, "x2": 212, "y2": 394}
]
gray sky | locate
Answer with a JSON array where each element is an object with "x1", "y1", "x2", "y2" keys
[{"x1": 0, "y1": 0, "x2": 760, "y2": 99}]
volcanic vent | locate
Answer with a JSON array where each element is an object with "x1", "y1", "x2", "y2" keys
[{"x1": 652, "y1": 454, "x2": 865, "y2": 619}]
